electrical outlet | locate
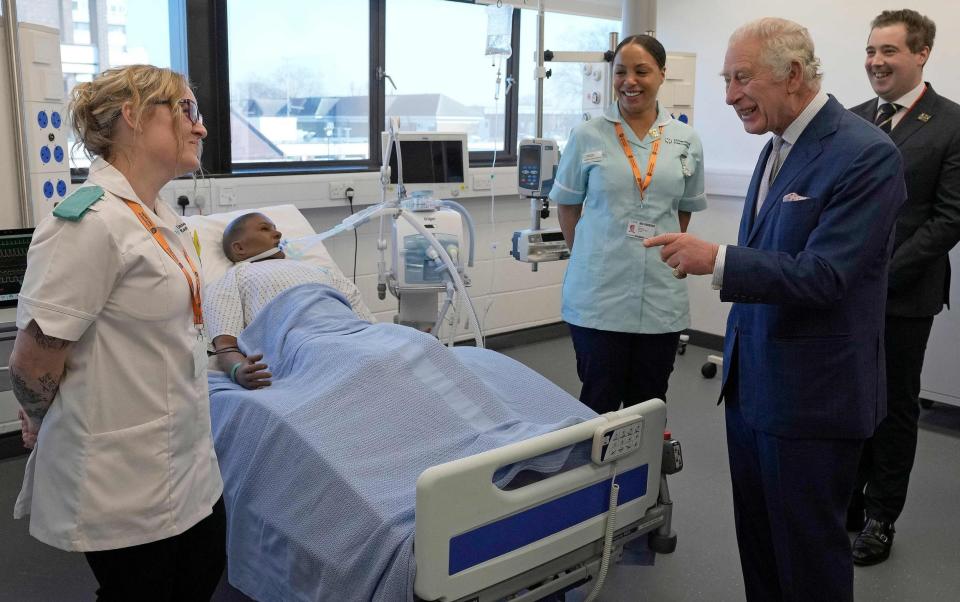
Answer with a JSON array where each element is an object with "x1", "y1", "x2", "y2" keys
[
  {"x1": 219, "y1": 187, "x2": 236, "y2": 206},
  {"x1": 472, "y1": 174, "x2": 492, "y2": 191},
  {"x1": 330, "y1": 182, "x2": 353, "y2": 200}
]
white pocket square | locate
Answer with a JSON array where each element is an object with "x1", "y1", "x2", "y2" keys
[{"x1": 783, "y1": 193, "x2": 810, "y2": 202}]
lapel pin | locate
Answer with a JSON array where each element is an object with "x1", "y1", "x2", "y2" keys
[
  {"x1": 648, "y1": 128, "x2": 660, "y2": 139},
  {"x1": 918, "y1": 113, "x2": 931, "y2": 122}
]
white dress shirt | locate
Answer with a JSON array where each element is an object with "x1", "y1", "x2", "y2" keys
[{"x1": 876, "y1": 81, "x2": 926, "y2": 129}]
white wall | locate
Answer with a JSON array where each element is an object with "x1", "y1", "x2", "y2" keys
[
  {"x1": 658, "y1": 0, "x2": 960, "y2": 174},
  {"x1": 657, "y1": 0, "x2": 960, "y2": 336}
]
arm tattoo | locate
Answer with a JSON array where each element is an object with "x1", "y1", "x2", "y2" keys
[
  {"x1": 27, "y1": 322, "x2": 69, "y2": 351},
  {"x1": 11, "y1": 371, "x2": 62, "y2": 425}
]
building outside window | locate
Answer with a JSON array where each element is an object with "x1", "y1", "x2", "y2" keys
[
  {"x1": 384, "y1": 0, "x2": 510, "y2": 155},
  {"x1": 17, "y1": 0, "x2": 173, "y2": 169},
  {"x1": 518, "y1": 11, "x2": 619, "y2": 150},
  {"x1": 227, "y1": 0, "x2": 370, "y2": 165}
]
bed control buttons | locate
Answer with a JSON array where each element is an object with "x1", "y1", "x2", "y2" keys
[
  {"x1": 662, "y1": 436, "x2": 683, "y2": 475},
  {"x1": 591, "y1": 415, "x2": 644, "y2": 465}
]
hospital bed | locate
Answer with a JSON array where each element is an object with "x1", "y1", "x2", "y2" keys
[{"x1": 187, "y1": 206, "x2": 681, "y2": 602}]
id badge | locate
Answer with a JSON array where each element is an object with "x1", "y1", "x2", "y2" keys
[
  {"x1": 626, "y1": 220, "x2": 656, "y2": 240},
  {"x1": 192, "y1": 329, "x2": 208, "y2": 379}
]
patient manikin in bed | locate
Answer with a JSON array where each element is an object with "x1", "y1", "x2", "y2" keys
[{"x1": 204, "y1": 212, "x2": 374, "y2": 388}]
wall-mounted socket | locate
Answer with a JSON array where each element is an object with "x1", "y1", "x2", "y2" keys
[
  {"x1": 329, "y1": 182, "x2": 354, "y2": 200},
  {"x1": 219, "y1": 186, "x2": 236, "y2": 206},
  {"x1": 472, "y1": 174, "x2": 492, "y2": 191},
  {"x1": 164, "y1": 181, "x2": 211, "y2": 213}
]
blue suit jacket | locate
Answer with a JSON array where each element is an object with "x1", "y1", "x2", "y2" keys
[{"x1": 719, "y1": 96, "x2": 907, "y2": 439}]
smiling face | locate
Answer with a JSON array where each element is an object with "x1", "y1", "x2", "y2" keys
[
  {"x1": 722, "y1": 36, "x2": 796, "y2": 136},
  {"x1": 613, "y1": 43, "x2": 666, "y2": 120},
  {"x1": 865, "y1": 24, "x2": 928, "y2": 102},
  {"x1": 139, "y1": 87, "x2": 207, "y2": 178}
]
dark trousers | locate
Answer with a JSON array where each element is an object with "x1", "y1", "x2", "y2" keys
[
  {"x1": 85, "y1": 497, "x2": 226, "y2": 602},
  {"x1": 567, "y1": 324, "x2": 681, "y2": 414},
  {"x1": 852, "y1": 314, "x2": 934, "y2": 523},
  {"x1": 725, "y1": 396, "x2": 863, "y2": 602}
]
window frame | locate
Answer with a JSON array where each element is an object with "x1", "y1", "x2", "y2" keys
[{"x1": 184, "y1": 0, "x2": 519, "y2": 178}]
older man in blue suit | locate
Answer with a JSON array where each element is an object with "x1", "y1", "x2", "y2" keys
[{"x1": 645, "y1": 17, "x2": 906, "y2": 602}]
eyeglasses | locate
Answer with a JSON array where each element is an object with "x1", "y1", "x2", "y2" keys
[
  {"x1": 155, "y1": 98, "x2": 203, "y2": 125},
  {"x1": 175, "y1": 98, "x2": 203, "y2": 125}
]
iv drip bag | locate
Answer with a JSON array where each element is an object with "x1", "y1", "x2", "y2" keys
[{"x1": 485, "y1": 5, "x2": 514, "y2": 57}]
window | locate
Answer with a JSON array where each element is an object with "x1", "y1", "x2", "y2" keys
[
  {"x1": 518, "y1": 11, "x2": 619, "y2": 150},
  {"x1": 18, "y1": 0, "x2": 177, "y2": 170},
  {"x1": 227, "y1": 0, "x2": 370, "y2": 165},
  {"x1": 385, "y1": 0, "x2": 511, "y2": 155}
]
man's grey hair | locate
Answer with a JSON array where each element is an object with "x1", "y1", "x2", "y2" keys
[{"x1": 731, "y1": 17, "x2": 823, "y2": 88}]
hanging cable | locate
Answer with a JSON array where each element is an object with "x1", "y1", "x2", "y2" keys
[{"x1": 585, "y1": 466, "x2": 621, "y2": 602}]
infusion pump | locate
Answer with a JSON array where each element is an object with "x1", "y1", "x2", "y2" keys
[
  {"x1": 517, "y1": 138, "x2": 560, "y2": 198},
  {"x1": 510, "y1": 227, "x2": 569, "y2": 263}
]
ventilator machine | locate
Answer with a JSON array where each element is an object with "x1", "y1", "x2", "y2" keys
[{"x1": 285, "y1": 123, "x2": 482, "y2": 347}]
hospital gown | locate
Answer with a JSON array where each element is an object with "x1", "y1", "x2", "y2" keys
[{"x1": 203, "y1": 259, "x2": 374, "y2": 340}]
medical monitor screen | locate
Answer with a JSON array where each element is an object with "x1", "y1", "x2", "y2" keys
[
  {"x1": 389, "y1": 140, "x2": 465, "y2": 185},
  {"x1": 519, "y1": 144, "x2": 541, "y2": 170},
  {"x1": 0, "y1": 229, "x2": 34, "y2": 307}
]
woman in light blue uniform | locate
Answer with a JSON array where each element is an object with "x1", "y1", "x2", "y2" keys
[{"x1": 549, "y1": 35, "x2": 707, "y2": 414}]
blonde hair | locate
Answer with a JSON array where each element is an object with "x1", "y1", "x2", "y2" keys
[
  {"x1": 730, "y1": 18, "x2": 823, "y2": 88},
  {"x1": 69, "y1": 64, "x2": 192, "y2": 162}
]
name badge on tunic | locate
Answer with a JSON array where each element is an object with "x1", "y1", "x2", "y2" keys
[
  {"x1": 582, "y1": 150, "x2": 604, "y2": 164},
  {"x1": 193, "y1": 330, "x2": 208, "y2": 379},
  {"x1": 626, "y1": 220, "x2": 656, "y2": 240}
]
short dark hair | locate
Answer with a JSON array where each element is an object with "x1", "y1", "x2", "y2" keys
[
  {"x1": 614, "y1": 34, "x2": 667, "y2": 70},
  {"x1": 222, "y1": 212, "x2": 265, "y2": 262},
  {"x1": 871, "y1": 9, "x2": 936, "y2": 53}
]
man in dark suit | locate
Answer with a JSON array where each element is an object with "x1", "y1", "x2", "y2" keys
[
  {"x1": 847, "y1": 9, "x2": 960, "y2": 566},
  {"x1": 645, "y1": 17, "x2": 906, "y2": 601}
]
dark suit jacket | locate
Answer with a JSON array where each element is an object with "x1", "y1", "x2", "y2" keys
[
  {"x1": 720, "y1": 96, "x2": 906, "y2": 439},
  {"x1": 850, "y1": 83, "x2": 960, "y2": 317}
]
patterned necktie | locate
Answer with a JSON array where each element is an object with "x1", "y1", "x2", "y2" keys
[
  {"x1": 875, "y1": 102, "x2": 899, "y2": 134},
  {"x1": 768, "y1": 136, "x2": 784, "y2": 184}
]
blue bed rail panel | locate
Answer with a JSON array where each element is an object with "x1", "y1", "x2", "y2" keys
[{"x1": 448, "y1": 463, "x2": 650, "y2": 575}]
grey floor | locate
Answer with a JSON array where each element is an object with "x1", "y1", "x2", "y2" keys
[{"x1": 1, "y1": 338, "x2": 959, "y2": 601}]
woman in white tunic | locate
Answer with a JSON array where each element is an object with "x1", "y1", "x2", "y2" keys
[{"x1": 10, "y1": 65, "x2": 225, "y2": 601}]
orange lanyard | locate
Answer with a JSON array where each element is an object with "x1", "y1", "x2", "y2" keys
[
  {"x1": 122, "y1": 200, "x2": 204, "y2": 326},
  {"x1": 614, "y1": 122, "x2": 664, "y2": 201}
]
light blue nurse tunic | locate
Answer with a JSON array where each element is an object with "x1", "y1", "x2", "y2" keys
[{"x1": 549, "y1": 102, "x2": 707, "y2": 334}]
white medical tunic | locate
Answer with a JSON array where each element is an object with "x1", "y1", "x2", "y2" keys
[
  {"x1": 549, "y1": 103, "x2": 707, "y2": 333},
  {"x1": 14, "y1": 158, "x2": 223, "y2": 552},
  {"x1": 204, "y1": 259, "x2": 374, "y2": 340}
]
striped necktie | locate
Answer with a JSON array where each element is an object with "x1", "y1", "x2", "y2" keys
[{"x1": 875, "y1": 102, "x2": 899, "y2": 134}]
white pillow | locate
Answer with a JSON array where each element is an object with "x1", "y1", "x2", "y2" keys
[{"x1": 184, "y1": 204, "x2": 341, "y2": 288}]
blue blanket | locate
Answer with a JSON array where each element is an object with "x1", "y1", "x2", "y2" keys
[{"x1": 209, "y1": 284, "x2": 596, "y2": 602}]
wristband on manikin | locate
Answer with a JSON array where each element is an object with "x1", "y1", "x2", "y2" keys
[{"x1": 229, "y1": 361, "x2": 243, "y2": 383}]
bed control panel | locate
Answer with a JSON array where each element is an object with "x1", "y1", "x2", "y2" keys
[
  {"x1": 662, "y1": 432, "x2": 683, "y2": 474},
  {"x1": 591, "y1": 415, "x2": 644, "y2": 465}
]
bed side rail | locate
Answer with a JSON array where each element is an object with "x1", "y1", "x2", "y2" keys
[{"x1": 414, "y1": 399, "x2": 667, "y2": 602}]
